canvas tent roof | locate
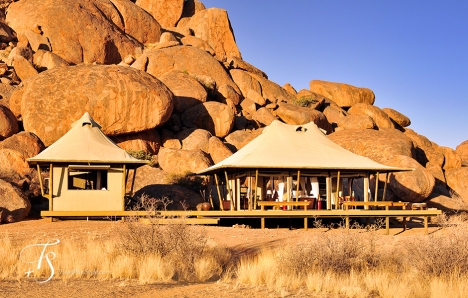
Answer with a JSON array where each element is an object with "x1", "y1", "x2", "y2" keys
[
  {"x1": 197, "y1": 120, "x2": 412, "y2": 175},
  {"x1": 27, "y1": 112, "x2": 148, "y2": 165}
]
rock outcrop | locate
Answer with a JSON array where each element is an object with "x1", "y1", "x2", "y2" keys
[
  {"x1": 347, "y1": 103, "x2": 394, "y2": 130},
  {"x1": 382, "y1": 108, "x2": 411, "y2": 127},
  {"x1": 6, "y1": 0, "x2": 161, "y2": 64},
  {"x1": 309, "y1": 80, "x2": 375, "y2": 108},
  {"x1": 445, "y1": 167, "x2": 468, "y2": 205},
  {"x1": 385, "y1": 155, "x2": 435, "y2": 203},
  {"x1": 184, "y1": 8, "x2": 241, "y2": 61},
  {"x1": 158, "y1": 147, "x2": 212, "y2": 174},
  {"x1": 20, "y1": 65, "x2": 173, "y2": 146},
  {"x1": 456, "y1": 140, "x2": 468, "y2": 166},
  {"x1": 328, "y1": 129, "x2": 415, "y2": 164},
  {"x1": 135, "y1": 0, "x2": 184, "y2": 28},
  {"x1": 0, "y1": 179, "x2": 31, "y2": 223},
  {"x1": 181, "y1": 101, "x2": 234, "y2": 138}
]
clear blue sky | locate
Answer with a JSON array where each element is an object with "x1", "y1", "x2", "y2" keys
[{"x1": 201, "y1": 1, "x2": 468, "y2": 150}]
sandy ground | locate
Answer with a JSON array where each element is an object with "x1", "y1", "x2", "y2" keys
[{"x1": 0, "y1": 217, "x2": 440, "y2": 297}]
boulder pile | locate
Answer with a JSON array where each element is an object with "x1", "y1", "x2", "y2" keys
[{"x1": 0, "y1": 0, "x2": 466, "y2": 222}]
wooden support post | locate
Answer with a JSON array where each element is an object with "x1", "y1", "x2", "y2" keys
[
  {"x1": 424, "y1": 216, "x2": 428, "y2": 235},
  {"x1": 382, "y1": 173, "x2": 389, "y2": 201},
  {"x1": 214, "y1": 173, "x2": 224, "y2": 211},
  {"x1": 336, "y1": 171, "x2": 340, "y2": 210},
  {"x1": 36, "y1": 165, "x2": 44, "y2": 197},
  {"x1": 236, "y1": 177, "x2": 241, "y2": 211},
  {"x1": 130, "y1": 168, "x2": 137, "y2": 196},
  {"x1": 364, "y1": 174, "x2": 369, "y2": 210},
  {"x1": 49, "y1": 163, "x2": 53, "y2": 211},
  {"x1": 260, "y1": 204, "x2": 265, "y2": 229},
  {"x1": 304, "y1": 200, "x2": 308, "y2": 230},
  {"x1": 122, "y1": 164, "x2": 126, "y2": 211},
  {"x1": 254, "y1": 170, "x2": 259, "y2": 210},
  {"x1": 296, "y1": 170, "x2": 301, "y2": 202},
  {"x1": 326, "y1": 176, "x2": 332, "y2": 210},
  {"x1": 374, "y1": 172, "x2": 379, "y2": 202},
  {"x1": 224, "y1": 171, "x2": 233, "y2": 210}
]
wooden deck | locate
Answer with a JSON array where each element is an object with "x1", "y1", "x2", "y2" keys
[{"x1": 41, "y1": 208, "x2": 442, "y2": 234}]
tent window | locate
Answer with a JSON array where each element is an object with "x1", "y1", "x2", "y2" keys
[{"x1": 68, "y1": 170, "x2": 108, "y2": 190}]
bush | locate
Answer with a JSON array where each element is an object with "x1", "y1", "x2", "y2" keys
[
  {"x1": 113, "y1": 194, "x2": 229, "y2": 281},
  {"x1": 292, "y1": 95, "x2": 318, "y2": 107}
]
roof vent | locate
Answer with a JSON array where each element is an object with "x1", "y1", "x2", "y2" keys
[{"x1": 296, "y1": 126, "x2": 307, "y2": 132}]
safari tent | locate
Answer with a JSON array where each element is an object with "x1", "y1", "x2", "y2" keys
[
  {"x1": 27, "y1": 112, "x2": 148, "y2": 215},
  {"x1": 197, "y1": 120, "x2": 412, "y2": 211}
]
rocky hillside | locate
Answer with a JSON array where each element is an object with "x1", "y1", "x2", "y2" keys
[{"x1": 0, "y1": 0, "x2": 467, "y2": 222}]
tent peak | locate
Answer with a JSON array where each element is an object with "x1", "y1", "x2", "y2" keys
[{"x1": 71, "y1": 112, "x2": 102, "y2": 129}]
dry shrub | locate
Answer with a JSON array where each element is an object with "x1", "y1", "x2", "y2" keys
[
  {"x1": 113, "y1": 194, "x2": 230, "y2": 282},
  {"x1": 405, "y1": 222, "x2": 468, "y2": 277}
]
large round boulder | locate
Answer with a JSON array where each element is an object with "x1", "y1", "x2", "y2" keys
[
  {"x1": 135, "y1": 0, "x2": 184, "y2": 28},
  {"x1": 386, "y1": 155, "x2": 435, "y2": 203},
  {"x1": 252, "y1": 107, "x2": 277, "y2": 126},
  {"x1": 0, "y1": 104, "x2": 18, "y2": 140},
  {"x1": 132, "y1": 45, "x2": 240, "y2": 95},
  {"x1": 456, "y1": 140, "x2": 468, "y2": 166},
  {"x1": 184, "y1": 8, "x2": 241, "y2": 61},
  {"x1": 208, "y1": 136, "x2": 233, "y2": 164},
  {"x1": 404, "y1": 129, "x2": 444, "y2": 167},
  {"x1": 112, "y1": 129, "x2": 162, "y2": 155},
  {"x1": 438, "y1": 146, "x2": 462, "y2": 171},
  {"x1": 224, "y1": 128, "x2": 264, "y2": 151},
  {"x1": 445, "y1": 167, "x2": 468, "y2": 204},
  {"x1": 176, "y1": 128, "x2": 212, "y2": 152},
  {"x1": 249, "y1": 73, "x2": 296, "y2": 104},
  {"x1": 158, "y1": 147, "x2": 212, "y2": 175},
  {"x1": 181, "y1": 101, "x2": 234, "y2": 138},
  {"x1": 33, "y1": 50, "x2": 70, "y2": 72},
  {"x1": 347, "y1": 103, "x2": 394, "y2": 130},
  {"x1": 230, "y1": 69, "x2": 262, "y2": 98},
  {"x1": 0, "y1": 131, "x2": 45, "y2": 159},
  {"x1": 20, "y1": 65, "x2": 173, "y2": 146},
  {"x1": 0, "y1": 179, "x2": 31, "y2": 223},
  {"x1": 276, "y1": 102, "x2": 332, "y2": 133},
  {"x1": 382, "y1": 108, "x2": 411, "y2": 127},
  {"x1": 131, "y1": 165, "x2": 169, "y2": 193},
  {"x1": 6, "y1": 0, "x2": 161, "y2": 64},
  {"x1": 0, "y1": 149, "x2": 31, "y2": 186},
  {"x1": 309, "y1": 80, "x2": 375, "y2": 108},
  {"x1": 336, "y1": 114, "x2": 375, "y2": 130},
  {"x1": 328, "y1": 129, "x2": 415, "y2": 164},
  {"x1": 158, "y1": 70, "x2": 207, "y2": 114}
]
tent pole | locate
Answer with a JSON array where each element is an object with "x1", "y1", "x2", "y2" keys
[
  {"x1": 36, "y1": 165, "x2": 44, "y2": 197},
  {"x1": 253, "y1": 170, "x2": 259, "y2": 210},
  {"x1": 224, "y1": 170, "x2": 233, "y2": 210},
  {"x1": 122, "y1": 164, "x2": 126, "y2": 211},
  {"x1": 296, "y1": 170, "x2": 301, "y2": 202},
  {"x1": 374, "y1": 172, "x2": 379, "y2": 201},
  {"x1": 336, "y1": 171, "x2": 341, "y2": 209},
  {"x1": 249, "y1": 172, "x2": 253, "y2": 211},
  {"x1": 129, "y1": 168, "x2": 137, "y2": 197},
  {"x1": 49, "y1": 163, "x2": 53, "y2": 211},
  {"x1": 382, "y1": 172, "x2": 389, "y2": 201},
  {"x1": 326, "y1": 175, "x2": 331, "y2": 210},
  {"x1": 214, "y1": 173, "x2": 224, "y2": 210},
  {"x1": 364, "y1": 173, "x2": 369, "y2": 209}
]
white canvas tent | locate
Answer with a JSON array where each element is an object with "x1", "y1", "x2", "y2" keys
[
  {"x1": 197, "y1": 120, "x2": 412, "y2": 211},
  {"x1": 27, "y1": 112, "x2": 148, "y2": 214}
]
